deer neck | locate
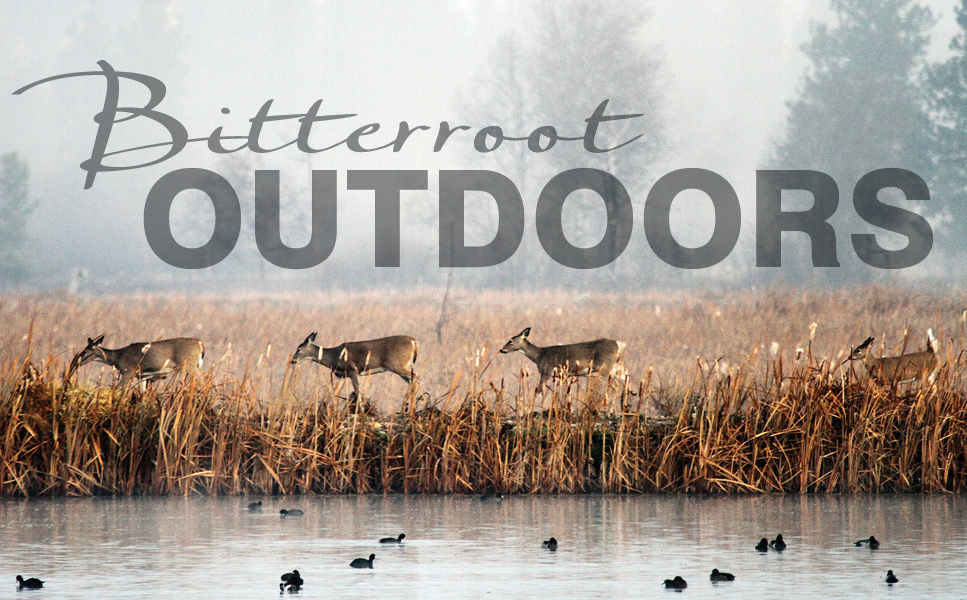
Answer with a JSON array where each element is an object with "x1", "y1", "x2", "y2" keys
[
  {"x1": 316, "y1": 346, "x2": 337, "y2": 368},
  {"x1": 97, "y1": 347, "x2": 124, "y2": 368},
  {"x1": 519, "y1": 339, "x2": 543, "y2": 364}
]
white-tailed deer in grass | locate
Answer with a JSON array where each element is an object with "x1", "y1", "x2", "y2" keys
[
  {"x1": 289, "y1": 333, "x2": 418, "y2": 398},
  {"x1": 842, "y1": 329, "x2": 939, "y2": 384},
  {"x1": 498, "y1": 327, "x2": 626, "y2": 393},
  {"x1": 67, "y1": 335, "x2": 205, "y2": 385}
]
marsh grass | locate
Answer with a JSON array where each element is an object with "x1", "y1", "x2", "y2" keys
[
  {"x1": 1, "y1": 286, "x2": 966, "y2": 497},
  {"x1": 2, "y1": 345, "x2": 966, "y2": 497}
]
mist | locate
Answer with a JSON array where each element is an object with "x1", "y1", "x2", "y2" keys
[{"x1": 1, "y1": 0, "x2": 963, "y2": 293}]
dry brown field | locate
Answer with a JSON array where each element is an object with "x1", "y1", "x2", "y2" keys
[
  {"x1": 1, "y1": 284, "x2": 965, "y2": 497},
  {"x1": 1, "y1": 285, "x2": 963, "y2": 405}
]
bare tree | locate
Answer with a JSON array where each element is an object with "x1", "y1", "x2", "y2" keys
[{"x1": 461, "y1": 0, "x2": 666, "y2": 288}]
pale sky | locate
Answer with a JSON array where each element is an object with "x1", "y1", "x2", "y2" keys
[{"x1": 0, "y1": 0, "x2": 961, "y2": 285}]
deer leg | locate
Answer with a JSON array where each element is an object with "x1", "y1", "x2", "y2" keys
[
  {"x1": 535, "y1": 374, "x2": 548, "y2": 395},
  {"x1": 349, "y1": 367, "x2": 362, "y2": 399},
  {"x1": 391, "y1": 367, "x2": 416, "y2": 387}
]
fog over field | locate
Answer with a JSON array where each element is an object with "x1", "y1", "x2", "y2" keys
[
  {"x1": 5, "y1": 3, "x2": 967, "y2": 504},
  {"x1": 1, "y1": 0, "x2": 965, "y2": 292}
]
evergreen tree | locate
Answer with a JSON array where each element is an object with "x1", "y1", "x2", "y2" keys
[
  {"x1": 772, "y1": 0, "x2": 935, "y2": 283},
  {"x1": 928, "y1": 0, "x2": 967, "y2": 259},
  {"x1": 0, "y1": 153, "x2": 38, "y2": 284}
]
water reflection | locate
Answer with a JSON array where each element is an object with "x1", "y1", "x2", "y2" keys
[{"x1": 2, "y1": 495, "x2": 964, "y2": 599}]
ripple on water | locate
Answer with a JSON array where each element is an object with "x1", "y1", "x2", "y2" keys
[{"x1": 0, "y1": 494, "x2": 965, "y2": 599}]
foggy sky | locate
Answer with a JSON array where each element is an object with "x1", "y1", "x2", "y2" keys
[{"x1": 0, "y1": 0, "x2": 961, "y2": 289}]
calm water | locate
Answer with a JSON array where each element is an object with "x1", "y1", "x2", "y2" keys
[{"x1": 2, "y1": 495, "x2": 965, "y2": 599}]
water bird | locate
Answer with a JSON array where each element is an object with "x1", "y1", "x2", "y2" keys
[
  {"x1": 663, "y1": 576, "x2": 687, "y2": 589},
  {"x1": 16, "y1": 576, "x2": 44, "y2": 590},
  {"x1": 885, "y1": 570, "x2": 899, "y2": 584},
  {"x1": 770, "y1": 533, "x2": 786, "y2": 551},
  {"x1": 280, "y1": 509, "x2": 304, "y2": 517},
  {"x1": 480, "y1": 492, "x2": 503, "y2": 503},
  {"x1": 379, "y1": 533, "x2": 406, "y2": 544},
  {"x1": 755, "y1": 538, "x2": 769, "y2": 552},
  {"x1": 854, "y1": 535, "x2": 879, "y2": 549},
  {"x1": 542, "y1": 537, "x2": 558, "y2": 551},
  {"x1": 248, "y1": 500, "x2": 262, "y2": 511},
  {"x1": 280, "y1": 569, "x2": 303, "y2": 592},
  {"x1": 710, "y1": 569, "x2": 735, "y2": 582},
  {"x1": 350, "y1": 554, "x2": 376, "y2": 569}
]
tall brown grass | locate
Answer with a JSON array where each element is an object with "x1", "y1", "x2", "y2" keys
[{"x1": 1, "y1": 285, "x2": 965, "y2": 497}]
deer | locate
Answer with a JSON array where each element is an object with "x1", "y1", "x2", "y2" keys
[
  {"x1": 498, "y1": 327, "x2": 626, "y2": 393},
  {"x1": 842, "y1": 329, "x2": 940, "y2": 384},
  {"x1": 289, "y1": 333, "x2": 418, "y2": 399},
  {"x1": 67, "y1": 335, "x2": 205, "y2": 385}
]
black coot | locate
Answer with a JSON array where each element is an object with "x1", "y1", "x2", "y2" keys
[
  {"x1": 350, "y1": 554, "x2": 376, "y2": 569},
  {"x1": 17, "y1": 576, "x2": 44, "y2": 590},
  {"x1": 770, "y1": 533, "x2": 786, "y2": 551},
  {"x1": 280, "y1": 569, "x2": 303, "y2": 591},
  {"x1": 710, "y1": 569, "x2": 735, "y2": 582}
]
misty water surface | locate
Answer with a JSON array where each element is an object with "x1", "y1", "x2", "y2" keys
[{"x1": 2, "y1": 494, "x2": 965, "y2": 599}]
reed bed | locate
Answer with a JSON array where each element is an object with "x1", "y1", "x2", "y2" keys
[
  {"x1": 2, "y1": 343, "x2": 966, "y2": 497},
  {"x1": 1, "y1": 285, "x2": 965, "y2": 497}
]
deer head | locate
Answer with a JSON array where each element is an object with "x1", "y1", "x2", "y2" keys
[
  {"x1": 499, "y1": 327, "x2": 531, "y2": 354},
  {"x1": 842, "y1": 336, "x2": 874, "y2": 365},
  {"x1": 67, "y1": 334, "x2": 107, "y2": 378},
  {"x1": 290, "y1": 332, "x2": 320, "y2": 364}
]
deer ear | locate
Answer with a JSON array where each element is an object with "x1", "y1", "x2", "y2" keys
[
  {"x1": 309, "y1": 332, "x2": 317, "y2": 341},
  {"x1": 857, "y1": 336, "x2": 873, "y2": 350},
  {"x1": 520, "y1": 327, "x2": 531, "y2": 338},
  {"x1": 91, "y1": 334, "x2": 105, "y2": 346}
]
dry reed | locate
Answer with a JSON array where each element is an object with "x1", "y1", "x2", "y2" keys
[{"x1": 1, "y1": 286, "x2": 965, "y2": 497}]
